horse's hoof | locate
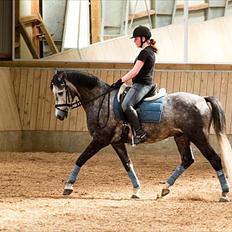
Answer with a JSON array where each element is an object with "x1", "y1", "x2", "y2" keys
[
  {"x1": 161, "y1": 188, "x2": 170, "y2": 197},
  {"x1": 131, "y1": 194, "x2": 140, "y2": 199},
  {"x1": 131, "y1": 187, "x2": 140, "y2": 199},
  {"x1": 219, "y1": 195, "x2": 229, "y2": 202},
  {"x1": 63, "y1": 188, "x2": 73, "y2": 195},
  {"x1": 63, "y1": 183, "x2": 73, "y2": 195}
]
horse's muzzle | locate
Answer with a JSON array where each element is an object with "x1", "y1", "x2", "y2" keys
[
  {"x1": 57, "y1": 114, "x2": 65, "y2": 121},
  {"x1": 56, "y1": 109, "x2": 68, "y2": 121}
]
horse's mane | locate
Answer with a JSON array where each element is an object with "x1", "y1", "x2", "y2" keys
[{"x1": 65, "y1": 71, "x2": 101, "y2": 89}]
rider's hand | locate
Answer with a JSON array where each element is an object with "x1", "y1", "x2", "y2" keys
[{"x1": 111, "y1": 79, "x2": 123, "y2": 89}]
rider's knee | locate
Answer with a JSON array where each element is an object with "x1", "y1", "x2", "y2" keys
[{"x1": 121, "y1": 102, "x2": 130, "y2": 112}]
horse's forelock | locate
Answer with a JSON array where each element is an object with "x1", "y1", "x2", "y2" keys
[{"x1": 51, "y1": 71, "x2": 66, "y2": 89}]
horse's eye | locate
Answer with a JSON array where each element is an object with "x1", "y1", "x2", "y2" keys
[{"x1": 58, "y1": 92, "x2": 63, "y2": 96}]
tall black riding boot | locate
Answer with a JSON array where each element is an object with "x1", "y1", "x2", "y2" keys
[{"x1": 124, "y1": 106, "x2": 147, "y2": 144}]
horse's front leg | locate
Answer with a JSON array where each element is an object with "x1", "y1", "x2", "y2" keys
[
  {"x1": 63, "y1": 139, "x2": 107, "y2": 195},
  {"x1": 111, "y1": 142, "x2": 141, "y2": 199}
]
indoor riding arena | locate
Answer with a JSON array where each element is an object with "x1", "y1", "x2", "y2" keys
[{"x1": 1, "y1": 0, "x2": 232, "y2": 231}]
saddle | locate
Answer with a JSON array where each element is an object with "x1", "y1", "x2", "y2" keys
[{"x1": 114, "y1": 83, "x2": 166, "y2": 123}]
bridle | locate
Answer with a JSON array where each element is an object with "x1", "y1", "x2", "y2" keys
[
  {"x1": 53, "y1": 78, "x2": 115, "y2": 128},
  {"x1": 54, "y1": 79, "x2": 113, "y2": 110},
  {"x1": 54, "y1": 80, "x2": 82, "y2": 115}
]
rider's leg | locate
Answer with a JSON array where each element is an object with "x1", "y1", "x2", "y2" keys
[
  {"x1": 121, "y1": 83, "x2": 152, "y2": 145},
  {"x1": 124, "y1": 106, "x2": 147, "y2": 144}
]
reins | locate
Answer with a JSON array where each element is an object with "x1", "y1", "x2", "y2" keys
[
  {"x1": 76, "y1": 87, "x2": 113, "y2": 109},
  {"x1": 96, "y1": 89, "x2": 111, "y2": 129}
]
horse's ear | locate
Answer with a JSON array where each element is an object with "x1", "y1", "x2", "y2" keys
[{"x1": 56, "y1": 70, "x2": 66, "y2": 82}]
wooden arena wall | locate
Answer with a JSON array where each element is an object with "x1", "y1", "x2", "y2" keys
[{"x1": 0, "y1": 62, "x2": 232, "y2": 151}]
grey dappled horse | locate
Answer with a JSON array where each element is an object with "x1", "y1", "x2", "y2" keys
[{"x1": 50, "y1": 70, "x2": 232, "y2": 202}]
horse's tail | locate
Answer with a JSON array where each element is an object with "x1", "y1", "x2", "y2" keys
[
  {"x1": 205, "y1": 96, "x2": 225, "y2": 134},
  {"x1": 205, "y1": 96, "x2": 232, "y2": 181}
]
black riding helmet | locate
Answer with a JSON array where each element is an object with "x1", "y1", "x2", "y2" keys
[{"x1": 130, "y1": 25, "x2": 152, "y2": 40}]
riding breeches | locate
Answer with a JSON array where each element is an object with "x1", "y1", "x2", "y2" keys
[{"x1": 121, "y1": 83, "x2": 153, "y2": 112}]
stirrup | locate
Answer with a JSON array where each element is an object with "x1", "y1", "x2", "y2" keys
[{"x1": 133, "y1": 132, "x2": 147, "y2": 145}]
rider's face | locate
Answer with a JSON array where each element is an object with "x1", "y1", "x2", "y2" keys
[{"x1": 134, "y1": 36, "x2": 141, "y2": 48}]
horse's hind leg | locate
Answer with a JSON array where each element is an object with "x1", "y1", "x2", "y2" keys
[
  {"x1": 63, "y1": 139, "x2": 108, "y2": 195},
  {"x1": 111, "y1": 142, "x2": 141, "y2": 199},
  {"x1": 162, "y1": 134, "x2": 194, "y2": 197},
  {"x1": 191, "y1": 134, "x2": 229, "y2": 202}
]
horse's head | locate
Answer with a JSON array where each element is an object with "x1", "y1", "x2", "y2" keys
[
  {"x1": 50, "y1": 71, "x2": 74, "y2": 121},
  {"x1": 51, "y1": 69, "x2": 106, "y2": 120}
]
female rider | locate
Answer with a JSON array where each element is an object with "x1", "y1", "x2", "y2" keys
[{"x1": 111, "y1": 25, "x2": 158, "y2": 145}]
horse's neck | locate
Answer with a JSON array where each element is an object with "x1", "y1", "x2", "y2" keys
[{"x1": 78, "y1": 85, "x2": 107, "y2": 100}]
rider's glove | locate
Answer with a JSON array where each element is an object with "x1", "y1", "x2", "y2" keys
[{"x1": 110, "y1": 79, "x2": 123, "y2": 89}]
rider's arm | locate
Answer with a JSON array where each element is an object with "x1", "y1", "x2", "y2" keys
[{"x1": 121, "y1": 60, "x2": 144, "y2": 83}]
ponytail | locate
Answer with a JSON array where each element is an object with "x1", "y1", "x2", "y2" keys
[{"x1": 149, "y1": 38, "x2": 158, "y2": 53}]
